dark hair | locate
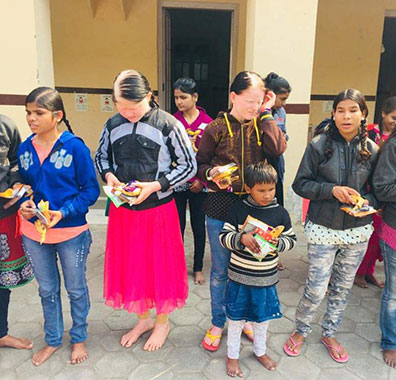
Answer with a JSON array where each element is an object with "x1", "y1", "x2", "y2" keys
[
  {"x1": 113, "y1": 69, "x2": 157, "y2": 107},
  {"x1": 264, "y1": 72, "x2": 291, "y2": 94},
  {"x1": 325, "y1": 88, "x2": 370, "y2": 162},
  {"x1": 25, "y1": 87, "x2": 74, "y2": 134},
  {"x1": 230, "y1": 71, "x2": 264, "y2": 94},
  {"x1": 173, "y1": 77, "x2": 198, "y2": 95},
  {"x1": 245, "y1": 161, "x2": 277, "y2": 188},
  {"x1": 378, "y1": 96, "x2": 396, "y2": 135}
]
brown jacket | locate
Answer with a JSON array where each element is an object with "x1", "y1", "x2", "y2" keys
[{"x1": 197, "y1": 110, "x2": 286, "y2": 193}]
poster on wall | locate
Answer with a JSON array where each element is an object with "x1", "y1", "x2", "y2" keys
[
  {"x1": 75, "y1": 93, "x2": 88, "y2": 111},
  {"x1": 101, "y1": 95, "x2": 114, "y2": 112}
]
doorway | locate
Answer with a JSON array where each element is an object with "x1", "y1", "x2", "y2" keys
[
  {"x1": 375, "y1": 17, "x2": 396, "y2": 121},
  {"x1": 160, "y1": 7, "x2": 232, "y2": 119}
]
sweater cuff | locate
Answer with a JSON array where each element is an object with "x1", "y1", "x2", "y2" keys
[
  {"x1": 235, "y1": 232, "x2": 245, "y2": 250},
  {"x1": 158, "y1": 176, "x2": 170, "y2": 192}
]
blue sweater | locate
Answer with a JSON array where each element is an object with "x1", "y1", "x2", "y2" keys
[{"x1": 18, "y1": 131, "x2": 100, "y2": 228}]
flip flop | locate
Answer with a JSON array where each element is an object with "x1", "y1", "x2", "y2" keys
[
  {"x1": 283, "y1": 335, "x2": 304, "y2": 357},
  {"x1": 242, "y1": 329, "x2": 254, "y2": 342},
  {"x1": 202, "y1": 328, "x2": 222, "y2": 352},
  {"x1": 321, "y1": 338, "x2": 349, "y2": 363}
]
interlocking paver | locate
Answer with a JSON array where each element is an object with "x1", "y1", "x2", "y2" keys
[{"x1": 3, "y1": 216, "x2": 393, "y2": 379}]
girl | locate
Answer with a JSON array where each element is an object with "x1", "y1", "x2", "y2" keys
[
  {"x1": 197, "y1": 71, "x2": 286, "y2": 351},
  {"x1": 0, "y1": 114, "x2": 34, "y2": 351},
  {"x1": 19, "y1": 87, "x2": 100, "y2": 366},
  {"x1": 173, "y1": 77, "x2": 212, "y2": 285},
  {"x1": 284, "y1": 89, "x2": 378, "y2": 362},
  {"x1": 95, "y1": 70, "x2": 196, "y2": 352},
  {"x1": 220, "y1": 162, "x2": 296, "y2": 377},
  {"x1": 373, "y1": 112, "x2": 396, "y2": 368},
  {"x1": 263, "y1": 72, "x2": 291, "y2": 207},
  {"x1": 354, "y1": 97, "x2": 396, "y2": 288}
]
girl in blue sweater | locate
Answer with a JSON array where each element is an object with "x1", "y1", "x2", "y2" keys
[{"x1": 18, "y1": 87, "x2": 100, "y2": 366}]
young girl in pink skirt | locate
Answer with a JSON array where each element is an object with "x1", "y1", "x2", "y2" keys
[{"x1": 95, "y1": 70, "x2": 196, "y2": 351}]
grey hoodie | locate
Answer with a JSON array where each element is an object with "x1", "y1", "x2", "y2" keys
[{"x1": 0, "y1": 114, "x2": 22, "y2": 219}]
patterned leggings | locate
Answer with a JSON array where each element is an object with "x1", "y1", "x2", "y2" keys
[{"x1": 227, "y1": 319, "x2": 269, "y2": 359}]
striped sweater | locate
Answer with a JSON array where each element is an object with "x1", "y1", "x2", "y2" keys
[{"x1": 219, "y1": 197, "x2": 296, "y2": 287}]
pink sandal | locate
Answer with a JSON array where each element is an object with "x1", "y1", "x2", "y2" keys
[
  {"x1": 321, "y1": 338, "x2": 349, "y2": 363},
  {"x1": 283, "y1": 335, "x2": 304, "y2": 357}
]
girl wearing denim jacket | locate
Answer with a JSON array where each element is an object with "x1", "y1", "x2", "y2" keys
[
  {"x1": 19, "y1": 87, "x2": 100, "y2": 366},
  {"x1": 283, "y1": 89, "x2": 378, "y2": 363}
]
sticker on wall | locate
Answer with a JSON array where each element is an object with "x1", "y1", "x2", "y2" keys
[
  {"x1": 101, "y1": 95, "x2": 114, "y2": 112},
  {"x1": 75, "y1": 93, "x2": 88, "y2": 112}
]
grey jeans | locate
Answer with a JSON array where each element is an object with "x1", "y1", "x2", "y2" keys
[{"x1": 295, "y1": 241, "x2": 368, "y2": 338}]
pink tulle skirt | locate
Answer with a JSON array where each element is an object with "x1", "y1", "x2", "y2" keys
[{"x1": 104, "y1": 199, "x2": 188, "y2": 314}]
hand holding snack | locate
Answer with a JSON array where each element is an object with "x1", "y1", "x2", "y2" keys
[
  {"x1": 34, "y1": 200, "x2": 51, "y2": 244},
  {"x1": 208, "y1": 163, "x2": 239, "y2": 190},
  {"x1": 133, "y1": 181, "x2": 161, "y2": 205},
  {"x1": 20, "y1": 198, "x2": 37, "y2": 219},
  {"x1": 241, "y1": 230, "x2": 261, "y2": 254},
  {"x1": 340, "y1": 194, "x2": 375, "y2": 218},
  {"x1": 332, "y1": 185, "x2": 360, "y2": 204},
  {"x1": 105, "y1": 172, "x2": 121, "y2": 187}
]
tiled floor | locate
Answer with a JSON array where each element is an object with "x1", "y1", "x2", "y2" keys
[{"x1": 1, "y1": 213, "x2": 391, "y2": 380}]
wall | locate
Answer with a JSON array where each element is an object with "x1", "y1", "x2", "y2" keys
[
  {"x1": 245, "y1": 0, "x2": 319, "y2": 198},
  {"x1": 49, "y1": 0, "x2": 247, "y2": 152},
  {"x1": 0, "y1": 0, "x2": 54, "y2": 137},
  {"x1": 309, "y1": 0, "x2": 393, "y2": 128}
]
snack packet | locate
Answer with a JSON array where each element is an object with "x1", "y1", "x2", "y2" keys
[
  {"x1": 0, "y1": 184, "x2": 33, "y2": 209},
  {"x1": 207, "y1": 163, "x2": 239, "y2": 189},
  {"x1": 241, "y1": 215, "x2": 284, "y2": 261},
  {"x1": 103, "y1": 180, "x2": 142, "y2": 207},
  {"x1": 340, "y1": 194, "x2": 377, "y2": 217},
  {"x1": 34, "y1": 200, "x2": 50, "y2": 244}
]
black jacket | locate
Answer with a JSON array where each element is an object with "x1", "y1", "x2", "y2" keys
[
  {"x1": 95, "y1": 106, "x2": 196, "y2": 210},
  {"x1": 373, "y1": 137, "x2": 396, "y2": 229},
  {"x1": 293, "y1": 130, "x2": 378, "y2": 230}
]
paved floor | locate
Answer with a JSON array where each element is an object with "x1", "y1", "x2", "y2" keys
[{"x1": 1, "y1": 210, "x2": 392, "y2": 380}]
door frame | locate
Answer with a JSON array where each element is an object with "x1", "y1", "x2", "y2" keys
[{"x1": 158, "y1": 1, "x2": 239, "y2": 111}]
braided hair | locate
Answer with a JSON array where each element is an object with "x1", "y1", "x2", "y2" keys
[
  {"x1": 25, "y1": 87, "x2": 74, "y2": 134},
  {"x1": 325, "y1": 88, "x2": 370, "y2": 162}
]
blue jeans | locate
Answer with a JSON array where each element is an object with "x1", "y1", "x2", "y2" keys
[
  {"x1": 380, "y1": 239, "x2": 396, "y2": 350},
  {"x1": 207, "y1": 217, "x2": 230, "y2": 328},
  {"x1": 22, "y1": 230, "x2": 92, "y2": 347}
]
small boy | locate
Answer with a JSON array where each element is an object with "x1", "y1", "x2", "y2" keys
[{"x1": 219, "y1": 161, "x2": 296, "y2": 377}]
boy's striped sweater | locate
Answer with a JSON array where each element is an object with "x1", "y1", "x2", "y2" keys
[{"x1": 219, "y1": 196, "x2": 296, "y2": 287}]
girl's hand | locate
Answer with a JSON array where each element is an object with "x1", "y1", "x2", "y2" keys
[
  {"x1": 269, "y1": 237, "x2": 279, "y2": 247},
  {"x1": 332, "y1": 186, "x2": 360, "y2": 204},
  {"x1": 133, "y1": 181, "x2": 161, "y2": 205},
  {"x1": 48, "y1": 210, "x2": 63, "y2": 228},
  {"x1": 209, "y1": 167, "x2": 230, "y2": 190},
  {"x1": 241, "y1": 231, "x2": 261, "y2": 254},
  {"x1": 189, "y1": 179, "x2": 203, "y2": 193},
  {"x1": 262, "y1": 91, "x2": 276, "y2": 110},
  {"x1": 20, "y1": 199, "x2": 36, "y2": 219},
  {"x1": 105, "y1": 173, "x2": 121, "y2": 187}
]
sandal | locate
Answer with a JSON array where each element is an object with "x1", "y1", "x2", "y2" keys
[
  {"x1": 321, "y1": 338, "x2": 349, "y2": 363},
  {"x1": 202, "y1": 328, "x2": 222, "y2": 352},
  {"x1": 283, "y1": 334, "x2": 304, "y2": 357},
  {"x1": 242, "y1": 329, "x2": 254, "y2": 342}
]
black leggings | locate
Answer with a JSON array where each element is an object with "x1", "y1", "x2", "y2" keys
[
  {"x1": 174, "y1": 190, "x2": 207, "y2": 272},
  {"x1": 0, "y1": 288, "x2": 10, "y2": 338}
]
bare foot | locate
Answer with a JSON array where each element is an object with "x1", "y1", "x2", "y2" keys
[
  {"x1": 0, "y1": 335, "x2": 33, "y2": 349},
  {"x1": 354, "y1": 274, "x2": 368, "y2": 288},
  {"x1": 256, "y1": 353, "x2": 277, "y2": 371},
  {"x1": 284, "y1": 332, "x2": 305, "y2": 356},
  {"x1": 143, "y1": 322, "x2": 170, "y2": 351},
  {"x1": 120, "y1": 317, "x2": 155, "y2": 348},
  {"x1": 365, "y1": 274, "x2": 384, "y2": 288},
  {"x1": 203, "y1": 326, "x2": 222, "y2": 349},
  {"x1": 71, "y1": 342, "x2": 88, "y2": 364},
  {"x1": 321, "y1": 337, "x2": 348, "y2": 360},
  {"x1": 227, "y1": 357, "x2": 243, "y2": 377},
  {"x1": 194, "y1": 271, "x2": 206, "y2": 285},
  {"x1": 32, "y1": 345, "x2": 59, "y2": 366},
  {"x1": 383, "y1": 349, "x2": 396, "y2": 368}
]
